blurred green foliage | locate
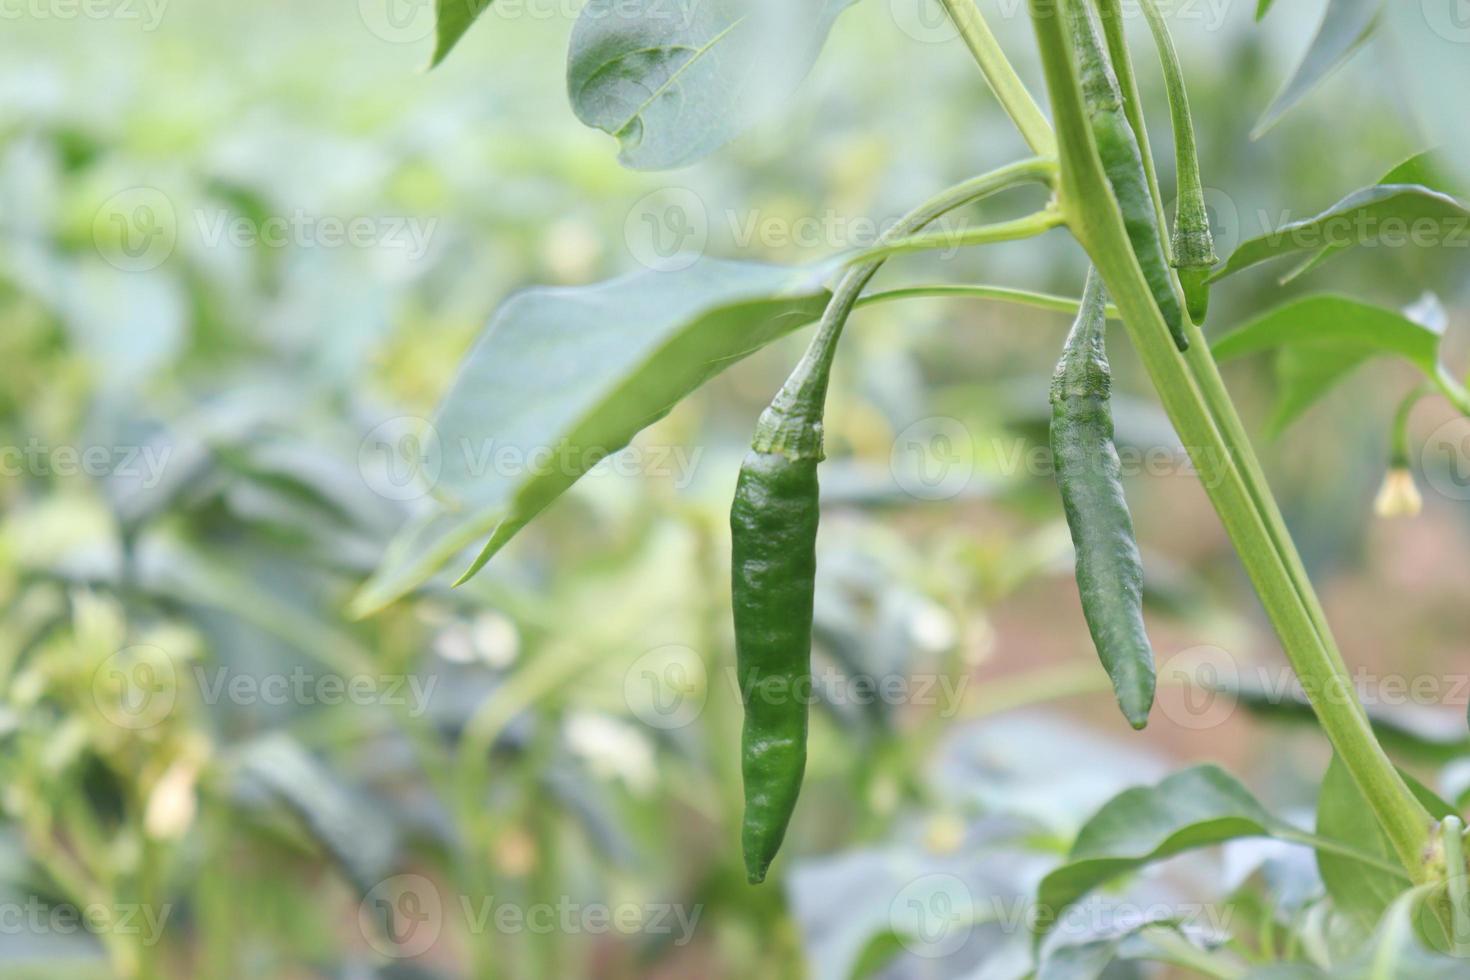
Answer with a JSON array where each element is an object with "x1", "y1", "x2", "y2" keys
[{"x1": 0, "y1": 1, "x2": 1467, "y2": 977}]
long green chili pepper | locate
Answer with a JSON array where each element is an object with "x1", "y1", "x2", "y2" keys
[
  {"x1": 1050, "y1": 268, "x2": 1156, "y2": 729},
  {"x1": 731, "y1": 164, "x2": 1055, "y2": 884},
  {"x1": 1063, "y1": 0, "x2": 1188, "y2": 352},
  {"x1": 1136, "y1": 0, "x2": 1218, "y2": 325}
]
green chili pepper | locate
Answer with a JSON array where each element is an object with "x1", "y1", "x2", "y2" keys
[
  {"x1": 730, "y1": 167, "x2": 1055, "y2": 884},
  {"x1": 1064, "y1": 0, "x2": 1188, "y2": 352},
  {"x1": 1050, "y1": 268, "x2": 1156, "y2": 729},
  {"x1": 1135, "y1": 0, "x2": 1218, "y2": 324}
]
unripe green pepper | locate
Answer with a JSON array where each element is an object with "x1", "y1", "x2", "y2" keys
[
  {"x1": 1064, "y1": 0, "x2": 1189, "y2": 351},
  {"x1": 1050, "y1": 268, "x2": 1157, "y2": 729}
]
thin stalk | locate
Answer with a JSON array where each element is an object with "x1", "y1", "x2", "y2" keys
[
  {"x1": 938, "y1": 0, "x2": 1057, "y2": 157},
  {"x1": 1392, "y1": 384, "x2": 1435, "y2": 467},
  {"x1": 848, "y1": 207, "x2": 1063, "y2": 264},
  {"x1": 1136, "y1": 0, "x2": 1215, "y2": 263},
  {"x1": 1029, "y1": 0, "x2": 1432, "y2": 878},
  {"x1": 776, "y1": 157, "x2": 1058, "y2": 417},
  {"x1": 856, "y1": 283, "x2": 1122, "y2": 319},
  {"x1": 1443, "y1": 816, "x2": 1470, "y2": 953}
]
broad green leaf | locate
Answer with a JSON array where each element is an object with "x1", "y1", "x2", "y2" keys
[
  {"x1": 1316, "y1": 756, "x2": 1454, "y2": 943},
  {"x1": 1211, "y1": 295, "x2": 1445, "y2": 435},
  {"x1": 1253, "y1": 0, "x2": 1381, "y2": 139},
  {"x1": 1210, "y1": 182, "x2": 1470, "y2": 283},
  {"x1": 431, "y1": 0, "x2": 494, "y2": 68},
  {"x1": 567, "y1": 0, "x2": 860, "y2": 170},
  {"x1": 1385, "y1": 4, "x2": 1470, "y2": 192},
  {"x1": 351, "y1": 259, "x2": 830, "y2": 617},
  {"x1": 1035, "y1": 766, "x2": 1287, "y2": 939}
]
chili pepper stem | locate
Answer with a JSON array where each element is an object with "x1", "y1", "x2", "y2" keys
[
  {"x1": 1028, "y1": 0, "x2": 1434, "y2": 880},
  {"x1": 938, "y1": 0, "x2": 1057, "y2": 157}
]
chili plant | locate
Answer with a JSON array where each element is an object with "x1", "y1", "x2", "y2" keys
[{"x1": 354, "y1": 0, "x2": 1470, "y2": 973}]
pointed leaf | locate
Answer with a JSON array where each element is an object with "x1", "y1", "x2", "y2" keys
[
  {"x1": 351, "y1": 259, "x2": 829, "y2": 616},
  {"x1": 1211, "y1": 183, "x2": 1470, "y2": 282},
  {"x1": 431, "y1": 0, "x2": 495, "y2": 68},
  {"x1": 1036, "y1": 766, "x2": 1288, "y2": 939},
  {"x1": 567, "y1": 0, "x2": 860, "y2": 170},
  {"x1": 1255, "y1": 0, "x2": 1276, "y2": 19},
  {"x1": 1211, "y1": 295, "x2": 1445, "y2": 434},
  {"x1": 1253, "y1": 0, "x2": 1381, "y2": 139},
  {"x1": 1279, "y1": 153, "x2": 1468, "y2": 282}
]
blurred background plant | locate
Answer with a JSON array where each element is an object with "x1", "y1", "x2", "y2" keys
[{"x1": 2, "y1": 1, "x2": 1469, "y2": 977}]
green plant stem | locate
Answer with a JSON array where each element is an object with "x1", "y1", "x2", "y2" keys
[
  {"x1": 1138, "y1": 927, "x2": 1246, "y2": 979},
  {"x1": 1391, "y1": 383, "x2": 1434, "y2": 467},
  {"x1": 1028, "y1": 0, "x2": 1432, "y2": 879},
  {"x1": 848, "y1": 208, "x2": 1063, "y2": 264},
  {"x1": 938, "y1": 0, "x2": 1057, "y2": 157},
  {"x1": 856, "y1": 283, "x2": 1122, "y2": 319}
]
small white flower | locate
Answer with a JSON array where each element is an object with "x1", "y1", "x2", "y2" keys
[{"x1": 1374, "y1": 468, "x2": 1422, "y2": 519}]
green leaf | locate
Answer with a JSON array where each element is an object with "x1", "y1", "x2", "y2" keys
[
  {"x1": 1211, "y1": 295, "x2": 1445, "y2": 435},
  {"x1": 567, "y1": 0, "x2": 859, "y2": 170},
  {"x1": 1210, "y1": 182, "x2": 1470, "y2": 283},
  {"x1": 1316, "y1": 756, "x2": 1454, "y2": 943},
  {"x1": 1255, "y1": 0, "x2": 1276, "y2": 20},
  {"x1": 1385, "y1": 4, "x2": 1470, "y2": 192},
  {"x1": 351, "y1": 259, "x2": 829, "y2": 617},
  {"x1": 1253, "y1": 0, "x2": 1381, "y2": 139},
  {"x1": 1035, "y1": 766, "x2": 1287, "y2": 939},
  {"x1": 431, "y1": 0, "x2": 494, "y2": 67},
  {"x1": 1277, "y1": 153, "x2": 1468, "y2": 283}
]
